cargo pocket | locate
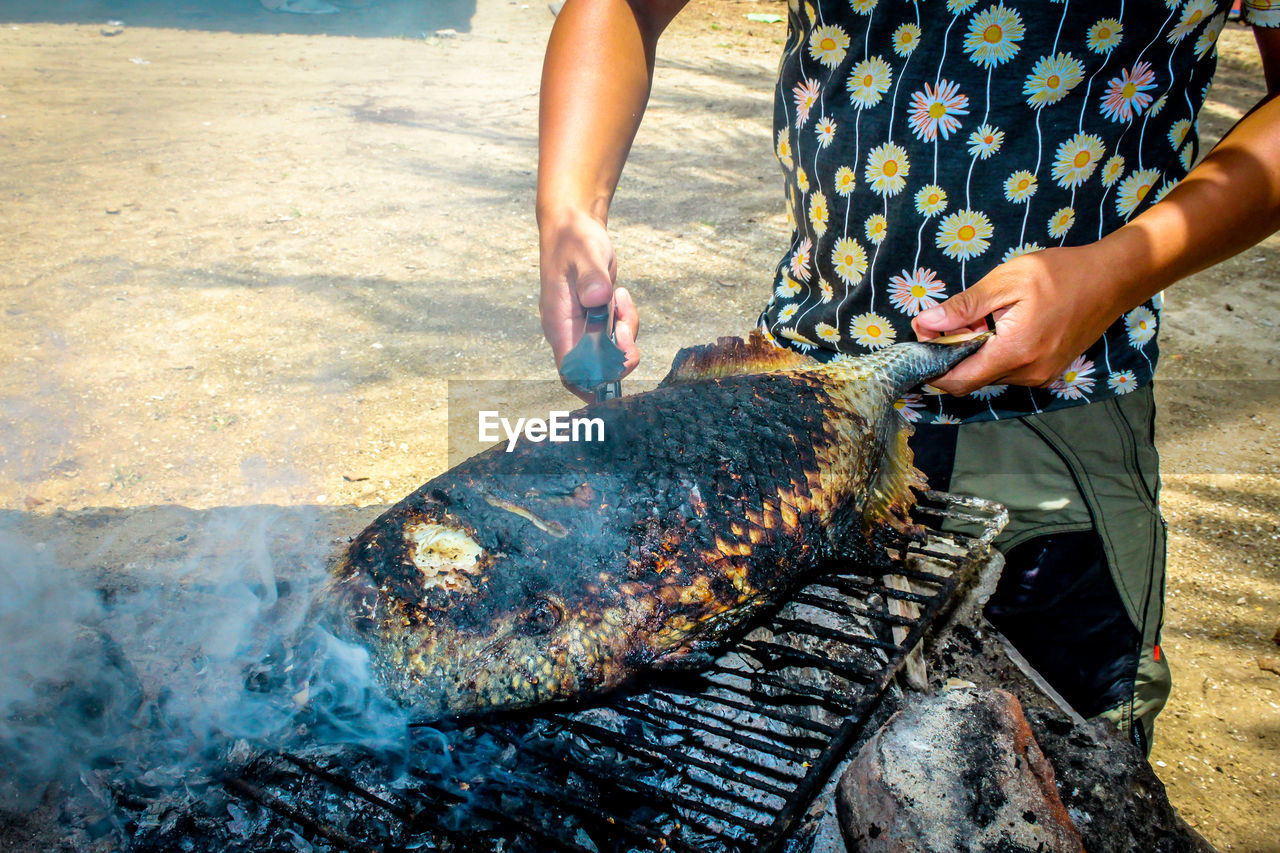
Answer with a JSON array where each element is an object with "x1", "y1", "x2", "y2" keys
[
  {"x1": 944, "y1": 416, "x2": 1094, "y2": 550},
  {"x1": 1018, "y1": 389, "x2": 1165, "y2": 637},
  {"x1": 1018, "y1": 387, "x2": 1170, "y2": 740}
]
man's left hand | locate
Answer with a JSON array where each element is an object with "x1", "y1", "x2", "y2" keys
[{"x1": 911, "y1": 244, "x2": 1125, "y2": 396}]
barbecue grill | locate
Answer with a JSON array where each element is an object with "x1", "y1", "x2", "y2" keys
[{"x1": 134, "y1": 490, "x2": 1007, "y2": 853}]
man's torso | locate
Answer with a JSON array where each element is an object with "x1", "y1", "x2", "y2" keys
[{"x1": 760, "y1": 0, "x2": 1235, "y2": 422}]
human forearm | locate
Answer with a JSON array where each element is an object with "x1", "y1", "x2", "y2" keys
[
  {"x1": 1090, "y1": 94, "x2": 1280, "y2": 315},
  {"x1": 915, "y1": 89, "x2": 1280, "y2": 394},
  {"x1": 536, "y1": 0, "x2": 687, "y2": 228},
  {"x1": 536, "y1": 0, "x2": 687, "y2": 385}
]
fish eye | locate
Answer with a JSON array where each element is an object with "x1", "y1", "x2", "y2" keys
[{"x1": 518, "y1": 599, "x2": 562, "y2": 637}]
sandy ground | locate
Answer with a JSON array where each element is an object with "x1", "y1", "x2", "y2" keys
[{"x1": 0, "y1": 0, "x2": 1276, "y2": 849}]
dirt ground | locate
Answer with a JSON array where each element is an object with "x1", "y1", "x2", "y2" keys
[{"x1": 0, "y1": 0, "x2": 1276, "y2": 849}]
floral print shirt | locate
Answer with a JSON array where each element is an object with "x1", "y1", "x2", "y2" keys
[{"x1": 759, "y1": 0, "x2": 1279, "y2": 423}]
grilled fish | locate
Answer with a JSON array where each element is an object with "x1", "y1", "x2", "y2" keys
[{"x1": 325, "y1": 332, "x2": 986, "y2": 717}]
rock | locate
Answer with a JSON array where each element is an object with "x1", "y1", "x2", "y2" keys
[
  {"x1": 1024, "y1": 708, "x2": 1217, "y2": 853},
  {"x1": 837, "y1": 688, "x2": 1083, "y2": 852},
  {"x1": 1259, "y1": 656, "x2": 1280, "y2": 677}
]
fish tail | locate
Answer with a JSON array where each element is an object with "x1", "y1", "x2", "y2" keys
[{"x1": 823, "y1": 332, "x2": 991, "y2": 398}]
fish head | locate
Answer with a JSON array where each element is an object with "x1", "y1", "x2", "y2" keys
[{"x1": 326, "y1": 493, "x2": 637, "y2": 719}]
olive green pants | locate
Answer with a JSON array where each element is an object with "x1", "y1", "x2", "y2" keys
[{"x1": 913, "y1": 384, "x2": 1170, "y2": 750}]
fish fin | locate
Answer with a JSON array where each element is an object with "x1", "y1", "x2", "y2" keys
[
  {"x1": 650, "y1": 646, "x2": 719, "y2": 672},
  {"x1": 862, "y1": 422, "x2": 928, "y2": 541},
  {"x1": 659, "y1": 331, "x2": 814, "y2": 387}
]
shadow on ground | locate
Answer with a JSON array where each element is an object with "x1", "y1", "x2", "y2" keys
[
  {"x1": 0, "y1": 0, "x2": 476, "y2": 37},
  {"x1": 1, "y1": 503, "x2": 382, "y2": 584}
]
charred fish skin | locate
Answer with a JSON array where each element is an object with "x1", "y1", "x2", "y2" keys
[{"x1": 325, "y1": 334, "x2": 986, "y2": 718}]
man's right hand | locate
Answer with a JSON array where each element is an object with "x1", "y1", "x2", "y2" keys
[
  {"x1": 535, "y1": 0, "x2": 688, "y2": 396},
  {"x1": 539, "y1": 210, "x2": 639, "y2": 398}
]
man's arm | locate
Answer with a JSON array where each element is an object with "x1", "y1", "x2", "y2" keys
[
  {"x1": 914, "y1": 29, "x2": 1280, "y2": 394},
  {"x1": 537, "y1": 0, "x2": 690, "y2": 388}
]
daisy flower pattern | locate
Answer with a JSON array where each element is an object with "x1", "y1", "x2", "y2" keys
[
  {"x1": 914, "y1": 184, "x2": 949, "y2": 217},
  {"x1": 1086, "y1": 18, "x2": 1123, "y2": 53},
  {"x1": 969, "y1": 384, "x2": 1007, "y2": 400},
  {"x1": 933, "y1": 413, "x2": 962, "y2": 425},
  {"x1": 894, "y1": 394, "x2": 925, "y2": 422},
  {"x1": 865, "y1": 213, "x2": 888, "y2": 244},
  {"x1": 1194, "y1": 13, "x2": 1226, "y2": 58},
  {"x1": 1048, "y1": 356, "x2": 1096, "y2": 400},
  {"x1": 850, "y1": 312, "x2": 896, "y2": 349},
  {"x1": 1243, "y1": 1, "x2": 1280, "y2": 27},
  {"x1": 1001, "y1": 241, "x2": 1043, "y2": 262},
  {"x1": 963, "y1": 4, "x2": 1025, "y2": 68},
  {"x1": 967, "y1": 124, "x2": 1004, "y2": 159},
  {"x1": 935, "y1": 209, "x2": 994, "y2": 261},
  {"x1": 1108, "y1": 370, "x2": 1138, "y2": 394},
  {"x1": 1101, "y1": 155, "x2": 1126, "y2": 187},
  {"x1": 834, "y1": 165, "x2": 857, "y2": 196},
  {"x1": 1125, "y1": 305, "x2": 1157, "y2": 347},
  {"x1": 908, "y1": 80, "x2": 971, "y2": 142},
  {"x1": 1116, "y1": 168, "x2": 1162, "y2": 218},
  {"x1": 1051, "y1": 132, "x2": 1106, "y2": 188},
  {"x1": 832, "y1": 237, "x2": 869, "y2": 286},
  {"x1": 1003, "y1": 170, "x2": 1038, "y2": 203},
  {"x1": 809, "y1": 25, "x2": 851, "y2": 68},
  {"x1": 779, "y1": 327, "x2": 817, "y2": 351},
  {"x1": 815, "y1": 116, "x2": 838, "y2": 148},
  {"x1": 776, "y1": 130, "x2": 793, "y2": 169},
  {"x1": 759, "y1": 0, "x2": 1211, "y2": 421},
  {"x1": 893, "y1": 23, "x2": 922, "y2": 57},
  {"x1": 793, "y1": 78, "x2": 821, "y2": 127},
  {"x1": 1024, "y1": 52, "x2": 1084, "y2": 109},
  {"x1": 865, "y1": 143, "x2": 910, "y2": 195},
  {"x1": 1047, "y1": 206, "x2": 1075, "y2": 238},
  {"x1": 809, "y1": 191, "x2": 829, "y2": 236},
  {"x1": 789, "y1": 237, "x2": 813, "y2": 282},
  {"x1": 1099, "y1": 61, "x2": 1157, "y2": 123},
  {"x1": 847, "y1": 57, "x2": 894, "y2": 109},
  {"x1": 1168, "y1": 0, "x2": 1215, "y2": 43},
  {"x1": 888, "y1": 267, "x2": 947, "y2": 315}
]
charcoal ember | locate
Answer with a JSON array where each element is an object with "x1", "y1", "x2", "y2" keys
[
  {"x1": 836, "y1": 688, "x2": 1082, "y2": 853},
  {"x1": 1023, "y1": 708, "x2": 1216, "y2": 853}
]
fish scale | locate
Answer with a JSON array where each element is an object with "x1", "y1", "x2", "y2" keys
[{"x1": 325, "y1": 332, "x2": 989, "y2": 717}]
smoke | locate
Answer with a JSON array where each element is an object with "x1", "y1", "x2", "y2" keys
[{"x1": 0, "y1": 506, "x2": 410, "y2": 835}]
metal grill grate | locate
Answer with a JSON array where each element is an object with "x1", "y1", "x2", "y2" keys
[{"x1": 226, "y1": 491, "x2": 1007, "y2": 853}]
